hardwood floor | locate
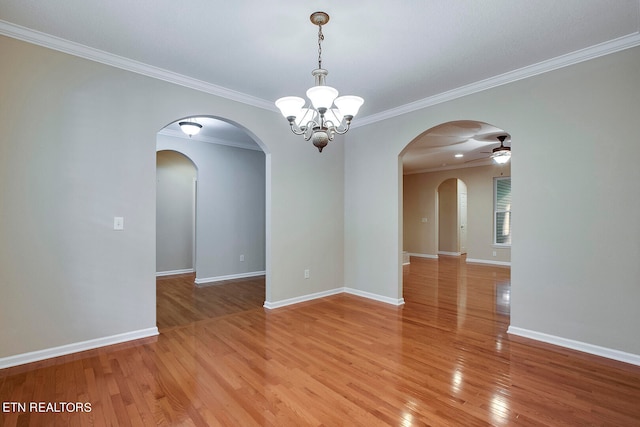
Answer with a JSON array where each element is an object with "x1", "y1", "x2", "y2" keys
[{"x1": 2, "y1": 257, "x2": 640, "y2": 426}]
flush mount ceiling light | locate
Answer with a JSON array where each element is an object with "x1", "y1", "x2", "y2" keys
[
  {"x1": 275, "y1": 11, "x2": 364, "y2": 153},
  {"x1": 492, "y1": 135, "x2": 511, "y2": 164},
  {"x1": 178, "y1": 120, "x2": 202, "y2": 137}
]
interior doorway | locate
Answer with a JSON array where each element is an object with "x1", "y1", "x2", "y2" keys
[
  {"x1": 401, "y1": 120, "x2": 512, "y2": 286},
  {"x1": 437, "y1": 178, "x2": 468, "y2": 256},
  {"x1": 155, "y1": 116, "x2": 267, "y2": 290},
  {"x1": 156, "y1": 150, "x2": 198, "y2": 276}
]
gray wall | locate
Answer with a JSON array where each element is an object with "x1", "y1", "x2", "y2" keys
[
  {"x1": 345, "y1": 46, "x2": 640, "y2": 357},
  {"x1": 2, "y1": 33, "x2": 638, "y2": 366},
  {"x1": 156, "y1": 150, "x2": 197, "y2": 273},
  {"x1": 0, "y1": 35, "x2": 345, "y2": 363},
  {"x1": 156, "y1": 135, "x2": 266, "y2": 281}
]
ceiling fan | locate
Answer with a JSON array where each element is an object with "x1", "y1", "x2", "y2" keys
[
  {"x1": 489, "y1": 135, "x2": 511, "y2": 164},
  {"x1": 465, "y1": 134, "x2": 511, "y2": 165}
]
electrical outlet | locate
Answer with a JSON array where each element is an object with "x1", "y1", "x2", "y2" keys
[
  {"x1": 304, "y1": 269, "x2": 310, "y2": 279},
  {"x1": 240, "y1": 254, "x2": 245, "y2": 262},
  {"x1": 492, "y1": 251, "x2": 497, "y2": 257}
]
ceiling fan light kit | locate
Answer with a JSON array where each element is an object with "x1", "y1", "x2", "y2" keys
[
  {"x1": 275, "y1": 11, "x2": 364, "y2": 152},
  {"x1": 491, "y1": 135, "x2": 511, "y2": 164}
]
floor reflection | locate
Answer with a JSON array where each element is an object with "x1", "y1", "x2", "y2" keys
[
  {"x1": 2, "y1": 256, "x2": 639, "y2": 425},
  {"x1": 495, "y1": 281, "x2": 510, "y2": 316}
]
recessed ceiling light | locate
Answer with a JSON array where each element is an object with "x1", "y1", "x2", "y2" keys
[{"x1": 454, "y1": 153, "x2": 464, "y2": 158}]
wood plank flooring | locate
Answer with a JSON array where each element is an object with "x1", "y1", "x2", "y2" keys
[{"x1": 2, "y1": 257, "x2": 640, "y2": 426}]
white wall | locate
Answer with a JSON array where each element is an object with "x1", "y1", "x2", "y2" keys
[
  {"x1": 156, "y1": 135, "x2": 266, "y2": 282},
  {"x1": 0, "y1": 35, "x2": 345, "y2": 364},
  {"x1": 345, "y1": 46, "x2": 640, "y2": 358}
]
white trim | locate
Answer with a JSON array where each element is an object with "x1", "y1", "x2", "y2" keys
[
  {"x1": 0, "y1": 327, "x2": 159, "y2": 369},
  {"x1": 0, "y1": 20, "x2": 275, "y2": 112},
  {"x1": 438, "y1": 251, "x2": 461, "y2": 256},
  {"x1": 263, "y1": 288, "x2": 344, "y2": 309},
  {"x1": 508, "y1": 326, "x2": 640, "y2": 367},
  {"x1": 195, "y1": 271, "x2": 265, "y2": 286},
  {"x1": 407, "y1": 252, "x2": 439, "y2": 259},
  {"x1": 156, "y1": 268, "x2": 194, "y2": 277},
  {"x1": 354, "y1": 32, "x2": 640, "y2": 127},
  {"x1": 2, "y1": 20, "x2": 639, "y2": 128},
  {"x1": 465, "y1": 258, "x2": 511, "y2": 267},
  {"x1": 263, "y1": 287, "x2": 404, "y2": 309},
  {"x1": 344, "y1": 288, "x2": 405, "y2": 306}
]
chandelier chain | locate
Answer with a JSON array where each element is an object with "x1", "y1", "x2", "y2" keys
[{"x1": 317, "y1": 24, "x2": 324, "y2": 69}]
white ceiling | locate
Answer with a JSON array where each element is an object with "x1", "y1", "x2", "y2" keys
[
  {"x1": 402, "y1": 121, "x2": 510, "y2": 174},
  {"x1": 2, "y1": 1, "x2": 639, "y2": 168}
]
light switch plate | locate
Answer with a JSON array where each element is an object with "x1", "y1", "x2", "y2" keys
[{"x1": 114, "y1": 217, "x2": 124, "y2": 230}]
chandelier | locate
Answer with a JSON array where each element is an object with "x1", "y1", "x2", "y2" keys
[{"x1": 275, "y1": 12, "x2": 364, "y2": 152}]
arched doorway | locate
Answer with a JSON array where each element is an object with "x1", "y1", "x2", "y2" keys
[
  {"x1": 156, "y1": 115, "x2": 268, "y2": 300},
  {"x1": 401, "y1": 120, "x2": 511, "y2": 279}
]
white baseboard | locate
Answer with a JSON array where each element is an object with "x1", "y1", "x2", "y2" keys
[
  {"x1": 344, "y1": 288, "x2": 405, "y2": 306},
  {"x1": 263, "y1": 288, "x2": 344, "y2": 309},
  {"x1": 406, "y1": 254, "x2": 510, "y2": 267},
  {"x1": 466, "y1": 258, "x2": 511, "y2": 267},
  {"x1": 263, "y1": 287, "x2": 404, "y2": 310},
  {"x1": 408, "y1": 253, "x2": 438, "y2": 259},
  {"x1": 0, "y1": 327, "x2": 159, "y2": 370},
  {"x1": 195, "y1": 271, "x2": 265, "y2": 286},
  {"x1": 507, "y1": 326, "x2": 640, "y2": 367},
  {"x1": 156, "y1": 268, "x2": 194, "y2": 277}
]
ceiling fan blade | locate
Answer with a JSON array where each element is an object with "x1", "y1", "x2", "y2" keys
[{"x1": 464, "y1": 157, "x2": 492, "y2": 164}]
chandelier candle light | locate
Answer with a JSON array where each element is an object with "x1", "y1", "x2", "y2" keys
[{"x1": 275, "y1": 12, "x2": 364, "y2": 152}]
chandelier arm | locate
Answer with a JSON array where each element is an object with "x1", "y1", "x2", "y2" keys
[
  {"x1": 303, "y1": 120, "x2": 319, "y2": 141},
  {"x1": 289, "y1": 124, "x2": 306, "y2": 136},
  {"x1": 332, "y1": 117, "x2": 354, "y2": 135},
  {"x1": 286, "y1": 119, "x2": 307, "y2": 136},
  {"x1": 332, "y1": 125, "x2": 349, "y2": 136}
]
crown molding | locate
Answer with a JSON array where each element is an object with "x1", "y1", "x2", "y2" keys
[
  {"x1": 353, "y1": 31, "x2": 640, "y2": 128},
  {"x1": 0, "y1": 20, "x2": 276, "y2": 112},
  {"x1": 2, "y1": 20, "x2": 639, "y2": 128}
]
